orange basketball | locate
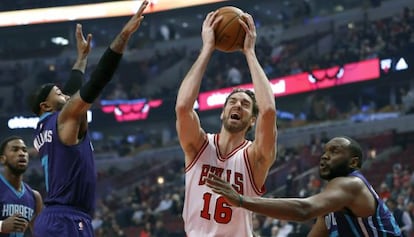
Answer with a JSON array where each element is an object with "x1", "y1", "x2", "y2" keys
[{"x1": 214, "y1": 6, "x2": 246, "y2": 53}]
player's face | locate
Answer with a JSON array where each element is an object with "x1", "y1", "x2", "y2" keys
[
  {"x1": 47, "y1": 86, "x2": 70, "y2": 111},
  {"x1": 222, "y1": 92, "x2": 254, "y2": 133},
  {"x1": 1, "y1": 139, "x2": 29, "y2": 175},
  {"x1": 319, "y1": 138, "x2": 353, "y2": 180}
]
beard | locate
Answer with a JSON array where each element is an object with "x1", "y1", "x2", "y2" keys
[
  {"x1": 319, "y1": 159, "x2": 353, "y2": 181},
  {"x1": 223, "y1": 116, "x2": 250, "y2": 133},
  {"x1": 6, "y1": 162, "x2": 27, "y2": 176},
  {"x1": 55, "y1": 100, "x2": 66, "y2": 111}
]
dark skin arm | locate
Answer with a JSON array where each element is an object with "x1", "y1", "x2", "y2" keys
[
  {"x1": 1, "y1": 189, "x2": 43, "y2": 234},
  {"x1": 71, "y1": 23, "x2": 92, "y2": 74},
  {"x1": 206, "y1": 173, "x2": 376, "y2": 235},
  {"x1": 62, "y1": 23, "x2": 92, "y2": 98},
  {"x1": 307, "y1": 216, "x2": 329, "y2": 237},
  {"x1": 29, "y1": 190, "x2": 43, "y2": 234},
  {"x1": 1, "y1": 214, "x2": 28, "y2": 233},
  {"x1": 57, "y1": 0, "x2": 149, "y2": 145},
  {"x1": 61, "y1": 23, "x2": 92, "y2": 139}
]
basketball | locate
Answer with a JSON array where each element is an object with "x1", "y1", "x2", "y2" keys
[{"x1": 214, "y1": 6, "x2": 246, "y2": 53}]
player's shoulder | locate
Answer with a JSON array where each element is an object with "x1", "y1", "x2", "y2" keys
[
  {"x1": 38, "y1": 111, "x2": 57, "y2": 125},
  {"x1": 329, "y1": 175, "x2": 366, "y2": 191},
  {"x1": 23, "y1": 183, "x2": 42, "y2": 199},
  {"x1": 32, "y1": 189, "x2": 43, "y2": 200},
  {"x1": 23, "y1": 182, "x2": 35, "y2": 192}
]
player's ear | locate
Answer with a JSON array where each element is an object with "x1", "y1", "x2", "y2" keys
[
  {"x1": 40, "y1": 101, "x2": 53, "y2": 112},
  {"x1": 349, "y1": 156, "x2": 359, "y2": 169},
  {"x1": 0, "y1": 155, "x2": 6, "y2": 164},
  {"x1": 250, "y1": 116, "x2": 256, "y2": 128}
]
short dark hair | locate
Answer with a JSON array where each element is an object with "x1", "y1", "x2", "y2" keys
[
  {"x1": 340, "y1": 136, "x2": 364, "y2": 168},
  {"x1": 0, "y1": 136, "x2": 23, "y2": 156},
  {"x1": 29, "y1": 83, "x2": 55, "y2": 116},
  {"x1": 224, "y1": 88, "x2": 259, "y2": 118}
]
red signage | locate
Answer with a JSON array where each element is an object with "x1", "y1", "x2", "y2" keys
[
  {"x1": 198, "y1": 58, "x2": 380, "y2": 111},
  {"x1": 101, "y1": 99, "x2": 163, "y2": 122}
]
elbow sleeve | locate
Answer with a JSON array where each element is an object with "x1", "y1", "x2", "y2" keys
[
  {"x1": 80, "y1": 47, "x2": 122, "y2": 103},
  {"x1": 63, "y1": 70, "x2": 84, "y2": 96}
]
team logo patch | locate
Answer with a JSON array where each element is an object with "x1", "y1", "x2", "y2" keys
[{"x1": 78, "y1": 221, "x2": 84, "y2": 231}]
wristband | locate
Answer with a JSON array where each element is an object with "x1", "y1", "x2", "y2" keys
[
  {"x1": 238, "y1": 194, "x2": 243, "y2": 207},
  {"x1": 0, "y1": 220, "x2": 3, "y2": 232}
]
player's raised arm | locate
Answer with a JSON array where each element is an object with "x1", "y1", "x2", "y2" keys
[
  {"x1": 63, "y1": 24, "x2": 92, "y2": 96},
  {"x1": 175, "y1": 11, "x2": 222, "y2": 164},
  {"x1": 57, "y1": 0, "x2": 149, "y2": 144},
  {"x1": 29, "y1": 190, "x2": 43, "y2": 234},
  {"x1": 241, "y1": 13, "x2": 277, "y2": 185}
]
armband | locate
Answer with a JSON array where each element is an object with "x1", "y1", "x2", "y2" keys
[
  {"x1": 79, "y1": 47, "x2": 122, "y2": 103},
  {"x1": 63, "y1": 70, "x2": 84, "y2": 96}
]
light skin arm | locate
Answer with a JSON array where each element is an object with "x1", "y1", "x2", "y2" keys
[
  {"x1": 175, "y1": 11, "x2": 222, "y2": 166},
  {"x1": 240, "y1": 14, "x2": 277, "y2": 185},
  {"x1": 58, "y1": 0, "x2": 149, "y2": 145},
  {"x1": 29, "y1": 190, "x2": 43, "y2": 234},
  {"x1": 206, "y1": 173, "x2": 364, "y2": 222}
]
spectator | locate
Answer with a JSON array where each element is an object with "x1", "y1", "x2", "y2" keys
[
  {"x1": 273, "y1": 220, "x2": 294, "y2": 237},
  {"x1": 379, "y1": 182, "x2": 392, "y2": 201},
  {"x1": 386, "y1": 198, "x2": 412, "y2": 237}
]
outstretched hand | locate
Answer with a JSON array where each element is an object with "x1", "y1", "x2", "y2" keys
[
  {"x1": 121, "y1": 0, "x2": 149, "y2": 36},
  {"x1": 111, "y1": 0, "x2": 149, "y2": 53},
  {"x1": 75, "y1": 23, "x2": 92, "y2": 60},
  {"x1": 206, "y1": 173, "x2": 240, "y2": 206},
  {"x1": 1, "y1": 214, "x2": 29, "y2": 233}
]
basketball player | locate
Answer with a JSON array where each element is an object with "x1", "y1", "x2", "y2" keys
[
  {"x1": 30, "y1": 1, "x2": 149, "y2": 237},
  {"x1": 0, "y1": 136, "x2": 43, "y2": 236},
  {"x1": 175, "y1": 11, "x2": 277, "y2": 237},
  {"x1": 207, "y1": 136, "x2": 402, "y2": 237}
]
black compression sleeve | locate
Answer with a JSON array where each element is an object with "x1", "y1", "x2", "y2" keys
[
  {"x1": 63, "y1": 69, "x2": 83, "y2": 96},
  {"x1": 79, "y1": 47, "x2": 122, "y2": 103}
]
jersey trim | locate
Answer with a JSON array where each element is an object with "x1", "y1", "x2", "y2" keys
[
  {"x1": 38, "y1": 112, "x2": 52, "y2": 122},
  {"x1": 214, "y1": 133, "x2": 249, "y2": 161},
  {"x1": 41, "y1": 155, "x2": 49, "y2": 192},
  {"x1": 0, "y1": 174, "x2": 26, "y2": 198},
  {"x1": 243, "y1": 148, "x2": 266, "y2": 195},
  {"x1": 184, "y1": 136, "x2": 209, "y2": 172}
]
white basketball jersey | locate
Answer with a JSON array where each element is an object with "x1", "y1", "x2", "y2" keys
[{"x1": 183, "y1": 133, "x2": 265, "y2": 237}]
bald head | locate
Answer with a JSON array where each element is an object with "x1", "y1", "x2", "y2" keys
[{"x1": 327, "y1": 136, "x2": 363, "y2": 168}]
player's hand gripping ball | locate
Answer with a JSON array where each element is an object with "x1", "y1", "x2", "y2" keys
[{"x1": 214, "y1": 6, "x2": 247, "y2": 52}]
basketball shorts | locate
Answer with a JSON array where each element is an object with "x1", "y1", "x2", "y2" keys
[{"x1": 33, "y1": 205, "x2": 94, "y2": 237}]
